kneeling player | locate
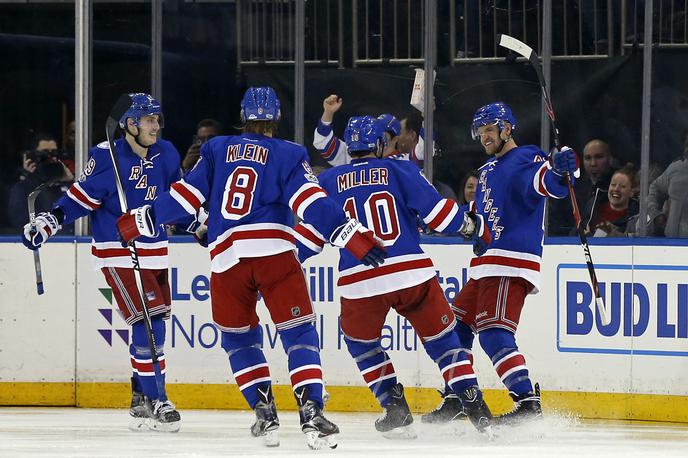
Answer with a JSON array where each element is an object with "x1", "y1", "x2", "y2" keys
[
  {"x1": 296, "y1": 115, "x2": 494, "y2": 438},
  {"x1": 21, "y1": 94, "x2": 188, "y2": 432}
]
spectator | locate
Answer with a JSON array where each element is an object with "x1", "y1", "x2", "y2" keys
[
  {"x1": 579, "y1": 164, "x2": 638, "y2": 237},
  {"x1": 646, "y1": 132, "x2": 688, "y2": 237},
  {"x1": 182, "y1": 118, "x2": 222, "y2": 172},
  {"x1": 20, "y1": 132, "x2": 59, "y2": 179},
  {"x1": 8, "y1": 148, "x2": 74, "y2": 232},
  {"x1": 457, "y1": 170, "x2": 479, "y2": 205},
  {"x1": 548, "y1": 139, "x2": 617, "y2": 235}
]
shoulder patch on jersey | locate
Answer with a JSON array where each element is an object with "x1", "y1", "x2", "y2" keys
[
  {"x1": 79, "y1": 157, "x2": 97, "y2": 182},
  {"x1": 96, "y1": 141, "x2": 109, "y2": 149},
  {"x1": 302, "y1": 161, "x2": 319, "y2": 183}
]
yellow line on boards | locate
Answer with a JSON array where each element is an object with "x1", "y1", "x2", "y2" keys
[{"x1": 1, "y1": 382, "x2": 687, "y2": 423}]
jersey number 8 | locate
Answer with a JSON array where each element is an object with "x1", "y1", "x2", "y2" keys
[{"x1": 222, "y1": 166, "x2": 257, "y2": 220}]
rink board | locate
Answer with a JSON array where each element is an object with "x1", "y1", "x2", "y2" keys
[{"x1": 1, "y1": 238, "x2": 688, "y2": 422}]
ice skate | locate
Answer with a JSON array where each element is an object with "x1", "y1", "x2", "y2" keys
[
  {"x1": 421, "y1": 388, "x2": 467, "y2": 424},
  {"x1": 128, "y1": 378, "x2": 152, "y2": 432},
  {"x1": 375, "y1": 383, "x2": 417, "y2": 439},
  {"x1": 458, "y1": 386, "x2": 494, "y2": 439},
  {"x1": 147, "y1": 399, "x2": 181, "y2": 432},
  {"x1": 250, "y1": 386, "x2": 279, "y2": 447},
  {"x1": 295, "y1": 387, "x2": 339, "y2": 450},
  {"x1": 494, "y1": 383, "x2": 543, "y2": 427}
]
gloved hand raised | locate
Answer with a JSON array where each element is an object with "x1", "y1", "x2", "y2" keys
[
  {"x1": 552, "y1": 146, "x2": 578, "y2": 180},
  {"x1": 330, "y1": 219, "x2": 386, "y2": 267},
  {"x1": 116, "y1": 205, "x2": 158, "y2": 245},
  {"x1": 458, "y1": 211, "x2": 492, "y2": 256},
  {"x1": 22, "y1": 212, "x2": 61, "y2": 251}
]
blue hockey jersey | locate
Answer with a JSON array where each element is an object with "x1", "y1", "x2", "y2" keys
[
  {"x1": 468, "y1": 144, "x2": 568, "y2": 291},
  {"x1": 55, "y1": 138, "x2": 182, "y2": 269},
  {"x1": 150, "y1": 133, "x2": 348, "y2": 274},
  {"x1": 313, "y1": 120, "x2": 428, "y2": 166},
  {"x1": 295, "y1": 157, "x2": 464, "y2": 299}
]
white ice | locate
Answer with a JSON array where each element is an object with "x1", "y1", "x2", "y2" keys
[{"x1": 1, "y1": 407, "x2": 687, "y2": 457}]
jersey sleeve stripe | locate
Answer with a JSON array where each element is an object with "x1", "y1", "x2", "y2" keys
[
  {"x1": 67, "y1": 183, "x2": 101, "y2": 210},
  {"x1": 321, "y1": 137, "x2": 339, "y2": 160},
  {"x1": 294, "y1": 223, "x2": 326, "y2": 252},
  {"x1": 170, "y1": 181, "x2": 203, "y2": 214},
  {"x1": 533, "y1": 162, "x2": 553, "y2": 197},
  {"x1": 289, "y1": 183, "x2": 328, "y2": 219},
  {"x1": 424, "y1": 199, "x2": 459, "y2": 232}
]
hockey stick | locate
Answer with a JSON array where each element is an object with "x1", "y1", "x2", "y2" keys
[
  {"x1": 27, "y1": 182, "x2": 53, "y2": 295},
  {"x1": 106, "y1": 94, "x2": 167, "y2": 400},
  {"x1": 498, "y1": 34, "x2": 609, "y2": 325}
]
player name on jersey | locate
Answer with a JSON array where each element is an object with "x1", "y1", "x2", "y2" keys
[
  {"x1": 336, "y1": 167, "x2": 388, "y2": 192},
  {"x1": 226, "y1": 143, "x2": 269, "y2": 165}
]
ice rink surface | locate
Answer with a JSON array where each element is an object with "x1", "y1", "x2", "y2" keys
[{"x1": 1, "y1": 407, "x2": 687, "y2": 457}]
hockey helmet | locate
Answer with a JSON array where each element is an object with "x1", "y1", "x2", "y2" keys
[
  {"x1": 240, "y1": 86, "x2": 281, "y2": 122},
  {"x1": 118, "y1": 93, "x2": 164, "y2": 129},
  {"x1": 377, "y1": 113, "x2": 401, "y2": 137},
  {"x1": 344, "y1": 115, "x2": 387, "y2": 155},
  {"x1": 471, "y1": 101, "x2": 516, "y2": 140}
]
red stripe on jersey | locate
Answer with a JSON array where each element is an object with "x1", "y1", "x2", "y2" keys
[
  {"x1": 290, "y1": 367, "x2": 323, "y2": 386},
  {"x1": 428, "y1": 199, "x2": 455, "y2": 230},
  {"x1": 470, "y1": 255, "x2": 540, "y2": 272},
  {"x1": 536, "y1": 165, "x2": 549, "y2": 196},
  {"x1": 209, "y1": 229, "x2": 296, "y2": 259},
  {"x1": 442, "y1": 362, "x2": 474, "y2": 383},
  {"x1": 294, "y1": 224, "x2": 325, "y2": 248},
  {"x1": 171, "y1": 182, "x2": 202, "y2": 212},
  {"x1": 92, "y1": 246, "x2": 168, "y2": 258},
  {"x1": 362, "y1": 361, "x2": 394, "y2": 384},
  {"x1": 130, "y1": 358, "x2": 166, "y2": 373},
  {"x1": 338, "y1": 258, "x2": 434, "y2": 286},
  {"x1": 291, "y1": 186, "x2": 325, "y2": 215},
  {"x1": 70, "y1": 184, "x2": 100, "y2": 210},
  {"x1": 235, "y1": 366, "x2": 271, "y2": 388},
  {"x1": 494, "y1": 352, "x2": 526, "y2": 378},
  {"x1": 322, "y1": 137, "x2": 338, "y2": 159}
]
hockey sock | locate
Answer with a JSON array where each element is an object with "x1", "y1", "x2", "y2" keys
[
  {"x1": 130, "y1": 318, "x2": 167, "y2": 401},
  {"x1": 479, "y1": 328, "x2": 533, "y2": 396},
  {"x1": 343, "y1": 335, "x2": 397, "y2": 407},
  {"x1": 278, "y1": 323, "x2": 323, "y2": 407},
  {"x1": 454, "y1": 321, "x2": 475, "y2": 366},
  {"x1": 221, "y1": 326, "x2": 271, "y2": 409},
  {"x1": 423, "y1": 329, "x2": 478, "y2": 395}
]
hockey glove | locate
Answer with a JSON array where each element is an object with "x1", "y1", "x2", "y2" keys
[
  {"x1": 459, "y1": 211, "x2": 492, "y2": 256},
  {"x1": 187, "y1": 207, "x2": 209, "y2": 247},
  {"x1": 330, "y1": 219, "x2": 386, "y2": 267},
  {"x1": 116, "y1": 205, "x2": 158, "y2": 244},
  {"x1": 551, "y1": 146, "x2": 579, "y2": 184},
  {"x1": 22, "y1": 212, "x2": 61, "y2": 251}
]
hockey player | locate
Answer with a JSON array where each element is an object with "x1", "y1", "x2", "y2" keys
[
  {"x1": 423, "y1": 102, "x2": 578, "y2": 426},
  {"x1": 21, "y1": 93, "x2": 187, "y2": 432},
  {"x1": 115, "y1": 87, "x2": 385, "y2": 450},
  {"x1": 295, "y1": 115, "x2": 494, "y2": 438},
  {"x1": 313, "y1": 94, "x2": 410, "y2": 166}
]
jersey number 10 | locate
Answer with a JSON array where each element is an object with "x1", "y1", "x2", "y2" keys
[{"x1": 343, "y1": 191, "x2": 400, "y2": 246}]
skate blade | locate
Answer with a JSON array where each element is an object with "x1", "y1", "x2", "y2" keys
[
  {"x1": 381, "y1": 425, "x2": 418, "y2": 440},
  {"x1": 263, "y1": 430, "x2": 280, "y2": 447},
  {"x1": 147, "y1": 418, "x2": 181, "y2": 433},
  {"x1": 481, "y1": 425, "x2": 496, "y2": 441},
  {"x1": 128, "y1": 417, "x2": 149, "y2": 432},
  {"x1": 305, "y1": 431, "x2": 338, "y2": 450}
]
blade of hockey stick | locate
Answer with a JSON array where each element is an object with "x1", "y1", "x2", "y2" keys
[
  {"x1": 105, "y1": 94, "x2": 168, "y2": 401},
  {"x1": 27, "y1": 182, "x2": 51, "y2": 295},
  {"x1": 498, "y1": 34, "x2": 610, "y2": 326}
]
